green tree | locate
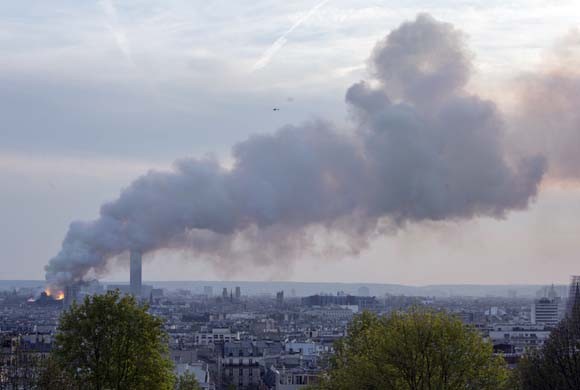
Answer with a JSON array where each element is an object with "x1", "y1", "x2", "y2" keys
[
  {"x1": 53, "y1": 290, "x2": 175, "y2": 390},
  {"x1": 175, "y1": 371, "x2": 202, "y2": 390},
  {"x1": 317, "y1": 309, "x2": 509, "y2": 390}
]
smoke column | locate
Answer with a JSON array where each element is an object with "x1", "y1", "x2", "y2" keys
[{"x1": 45, "y1": 14, "x2": 545, "y2": 289}]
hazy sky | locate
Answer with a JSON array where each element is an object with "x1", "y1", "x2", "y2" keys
[{"x1": 1, "y1": 0, "x2": 580, "y2": 284}]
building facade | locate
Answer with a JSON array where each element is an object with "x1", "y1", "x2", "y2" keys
[{"x1": 531, "y1": 298, "x2": 562, "y2": 327}]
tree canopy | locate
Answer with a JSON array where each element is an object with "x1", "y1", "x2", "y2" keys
[
  {"x1": 317, "y1": 309, "x2": 509, "y2": 390},
  {"x1": 175, "y1": 371, "x2": 202, "y2": 390},
  {"x1": 52, "y1": 290, "x2": 175, "y2": 390}
]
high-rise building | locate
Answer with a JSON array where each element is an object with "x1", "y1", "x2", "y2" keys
[
  {"x1": 532, "y1": 297, "x2": 562, "y2": 327},
  {"x1": 222, "y1": 287, "x2": 228, "y2": 299},
  {"x1": 235, "y1": 286, "x2": 241, "y2": 300},
  {"x1": 276, "y1": 290, "x2": 284, "y2": 305},
  {"x1": 203, "y1": 286, "x2": 214, "y2": 296},
  {"x1": 130, "y1": 250, "x2": 142, "y2": 297}
]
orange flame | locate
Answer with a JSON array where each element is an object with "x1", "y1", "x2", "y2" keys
[{"x1": 45, "y1": 289, "x2": 65, "y2": 300}]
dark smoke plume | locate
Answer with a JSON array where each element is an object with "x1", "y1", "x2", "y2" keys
[{"x1": 45, "y1": 14, "x2": 545, "y2": 288}]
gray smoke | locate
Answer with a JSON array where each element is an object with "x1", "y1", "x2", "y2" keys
[
  {"x1": 511, "y1": 29, "x2": 580, "y2": 180},
  {"x1": 45, "y1": 14, "x2": 545, "y2": 288}
]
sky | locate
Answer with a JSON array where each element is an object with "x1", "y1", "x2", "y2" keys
[{"x1": 1, "y1": 0, "x2": 580, "y2": 285}]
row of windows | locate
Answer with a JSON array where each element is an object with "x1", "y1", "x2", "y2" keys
[
  {"x1": 228, "y1": 368, "x2": 258, "y2": 374},
  {"x1": 227, "y1": 358, "x2": 254, "y2": 364},
  {"x1": 227, "y1": 350, "x2": 253, "y2": 357},
  {"x1": 196, "y1": 334, "x2": 234, "y2": 339}
]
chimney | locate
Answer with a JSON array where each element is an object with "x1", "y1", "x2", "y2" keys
[{"x1": 130, "y1": 250, "x2": 142, "y2": 298}]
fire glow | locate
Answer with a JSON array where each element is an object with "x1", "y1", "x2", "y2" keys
[{"x1": 45, "y1": 289, "x2": 65, "y2": 301}]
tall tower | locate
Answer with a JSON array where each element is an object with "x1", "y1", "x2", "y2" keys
[
  {"x1": 567, "y1": 275, "x2": 580, "y2": 316},
  {"x1": 130, "y1": 250, "x2": 142, "y2": 298},
  {"x1": 64, "y1": 284, "x2": 80, "y2": 308}
]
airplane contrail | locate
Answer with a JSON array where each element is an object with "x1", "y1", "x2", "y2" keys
[
  {"x1": 252, "y1": 0, "x2": 331, "y2": 71},
  {"x1": 99, "y1": 0, "x2": 135, "y2": 67}
]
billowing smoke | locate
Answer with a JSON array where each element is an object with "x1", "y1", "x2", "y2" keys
[
  {"x1": 511, "y1": 29, "x2": 580, "y2": 180},
  {"x1": 45, "y1": 14, "x2": 545, "y2": 288}
]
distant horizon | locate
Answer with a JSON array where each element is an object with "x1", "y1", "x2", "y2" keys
[{"x1": 1, "y1": 278, "x2": 571, "y2": 300}]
